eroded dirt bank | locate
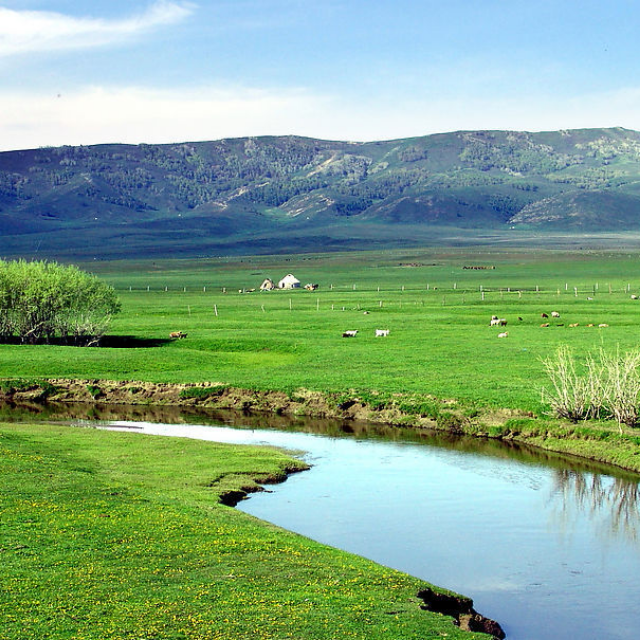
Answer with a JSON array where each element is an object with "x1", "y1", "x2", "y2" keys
[
  {"x1": 2, "y1": 377, "x2": 639, "y2": 476},
  {"x1": 0, "y1": 378, "x2": 523, "y2": 428}
]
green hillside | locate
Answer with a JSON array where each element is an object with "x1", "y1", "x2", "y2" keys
[{"x1": 3, "y1": 128, "x2": 640, "y2": 258}]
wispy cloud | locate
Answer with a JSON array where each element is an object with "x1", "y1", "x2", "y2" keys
[
  {"x1": 0, "y1": 1, "x2": 195, "y2": 57},
  {"x1": 0, "y1": 83, "x2": 638, "y2": 152},
  {"x1": 0, "y1": 85, "x2": 332, "y2": 150}
]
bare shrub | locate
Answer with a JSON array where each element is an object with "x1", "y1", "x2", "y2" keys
[
  {"x1": 542, "y1": 345, "x2": 591, "y2": 421},
  {"x1": 542, "y1": 346, "x2": 640, "y2": 429},
  {"x1": 599, "y1": 347, "x2": 640, "y2": 429}
]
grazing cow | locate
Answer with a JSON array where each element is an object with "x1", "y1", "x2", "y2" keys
[
  {"x1": 497, "y1": 331, "x2": 509, "y2": 338},
  {"x1": 342, "y1": 330, "x2": 358, "y2": 338},
  {"x1": 632, "y1": 295, "x2": 638, "y2": 300},
  {"x1": 304, "y1": 283, "x2": 319, "y2": 291},
  {"x1": 551, "y1": 311, "x2": 560, "y2": 318},
  {"x1": 489, "y1": 316, "x2": 500, "y2": 326},
  {"x1": 498, "y1": 318, "x2": 508, "y2": 326},
  {"x1": 541, "y1": 313, "x2": 549, "y2": 318},
  {"x1": 375, "y1": 329, "x2": 390, "y2": 337},
  {"x1": 169, "y1": 331, "x2": 187, "y2": 339}
]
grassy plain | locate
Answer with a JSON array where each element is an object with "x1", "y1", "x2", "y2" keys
[
  {"x1": 0, "y1": 422, "x2": 489, "y2": 640},
  {"x1": 3, "y1": 247, "x2": 640, "y2": 413},
  {"x1": 3, "y1": 247, "x2": 640, "y2": 639}
]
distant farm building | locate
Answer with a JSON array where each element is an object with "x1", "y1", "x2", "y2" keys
[
  {"x1": 260, "y1": 278, "x2": 276, "y2": 291},
  {"x1": 278, "y1": 274, "x2": 301, "y2": 289}
]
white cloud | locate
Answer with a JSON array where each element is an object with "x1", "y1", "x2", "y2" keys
[
  {"x1": 0, "y1": 85, "x2": 334, "y2": 150},
  {"x1": 0, "y1": 1, "x2": 195, "y2": 57},
  {"x1": 1, "y1": 84, "x2": 640, "y2": 152}
]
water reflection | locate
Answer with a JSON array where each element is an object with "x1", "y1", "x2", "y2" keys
[{"x1": 550, "y1": 469, "x2": 640, "y2": 542}]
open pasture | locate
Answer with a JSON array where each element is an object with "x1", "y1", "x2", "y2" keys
[{"x1": 4, "y1": 248, "x2": 640, "y2": 413}]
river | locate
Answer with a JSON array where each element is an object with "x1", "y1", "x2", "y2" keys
[{"x1": 93, "y1": 414, "x2": 640, "y2": 640}]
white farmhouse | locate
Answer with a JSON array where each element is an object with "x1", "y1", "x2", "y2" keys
[{"x1": 278, "y1": 273, "x2": 301, "y2": 289}]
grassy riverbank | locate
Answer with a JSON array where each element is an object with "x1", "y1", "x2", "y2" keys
[
  {"x1": 0, "y1": 422, "x2": 494, "y2": 640},
  {"x1": 2, "y1": 248, "x2": 640, "y2": 472}
]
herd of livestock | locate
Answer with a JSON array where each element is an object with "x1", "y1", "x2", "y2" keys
[{"x1": 489, "y1": 312, "x2": 609, "y2": 338}]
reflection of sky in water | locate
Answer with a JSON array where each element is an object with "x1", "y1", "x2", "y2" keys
[{"x1": 102, "y1": 421, "x2": 640, "y2": 640}]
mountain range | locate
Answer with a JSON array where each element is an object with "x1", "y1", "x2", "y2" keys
[{"x1": 2, "y1": 127, "x2": 640, "y2": 259}]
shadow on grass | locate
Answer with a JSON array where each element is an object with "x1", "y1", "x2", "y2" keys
[
  {"x1": 0, "y1": 335, "x2": 174, "y2": 348},
  {"x1": 95, "y1": 335, "x2": 175, "y2": 348}
]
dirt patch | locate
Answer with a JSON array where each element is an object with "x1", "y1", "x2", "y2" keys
[{"x1": 417, "y1": 588, "x2": 505, "y2": 639}]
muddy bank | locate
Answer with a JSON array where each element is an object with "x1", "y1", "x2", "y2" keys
[
  {"x1": 418, "y1": 588, "x2": 505, "y2": 639},
  {"x1": 0, "y1": 377, "x2": 523, "y2": 429},
  {"x1": 2, "y1": 377, "x2": 639, "y2": 475}
]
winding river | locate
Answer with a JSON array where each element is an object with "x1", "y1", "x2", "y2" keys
[{"x1": 92, "y1": 414, "x2": 640, "y2": 640}]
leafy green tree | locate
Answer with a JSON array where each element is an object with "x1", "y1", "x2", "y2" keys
[{"x1": 0, "y1": 260, "x2": 120, "y2": 346}]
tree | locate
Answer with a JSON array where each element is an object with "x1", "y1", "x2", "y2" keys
[{"x1": 0, "y1": 260, "x2": 121, "y2": 346}]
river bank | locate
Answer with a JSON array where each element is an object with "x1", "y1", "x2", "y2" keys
[
  {"x1": 2, "y1": 420, "x2": 504, "y2": 640},
  {"x1": 2, "y1": 377, "x2": 640, "y2": 475}
]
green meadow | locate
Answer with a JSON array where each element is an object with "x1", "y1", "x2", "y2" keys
[
  {"x1": 1, "y1": 422, "x2": 492, "y2": 640},
  {"x1": 3, "y1": 247, "x2": 640, "y2": 413},
  {"x1": 4, "y1": 247, "x2": 640, "y2": 640}
]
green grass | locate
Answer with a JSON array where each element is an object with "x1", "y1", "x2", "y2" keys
[
  {"x1": 0, "y1": 422, "x2": 488, "y2": 640},
  {"x1": 3, "y1": 248, "x2": 640, "y2": 416}
]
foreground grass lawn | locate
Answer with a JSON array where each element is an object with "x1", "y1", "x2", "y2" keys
[{"x1": 0, "y1": 423, "x2": 490, "y2": 640}]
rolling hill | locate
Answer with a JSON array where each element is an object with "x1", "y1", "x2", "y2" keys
[{"x1": 2, "y1": 127, "x2": 640, "y2": 258}]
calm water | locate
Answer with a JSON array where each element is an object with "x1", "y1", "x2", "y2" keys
[{"x1": 99, "y1": 419, "x2": 640, "y2": 640}]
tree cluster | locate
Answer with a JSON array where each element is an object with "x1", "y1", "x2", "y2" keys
[{"x1": 0, "y1": 260, "x2": 121, "y2": 346}]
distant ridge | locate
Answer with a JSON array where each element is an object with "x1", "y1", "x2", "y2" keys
[{"x1": 2, "y1": 127, "x2": 640, "y2": 259}]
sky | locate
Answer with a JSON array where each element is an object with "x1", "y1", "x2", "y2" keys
[{"x1": 1, "y1": 0, "x2": 640, "y2": 150}]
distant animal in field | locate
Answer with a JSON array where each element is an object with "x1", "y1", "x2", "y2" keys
[
  {"x1": 518, "y1": 317, "x2": 523, "y2": 322},
  {"x1": 489, "y1": 316, "x2": 500, "y2": 326},
  {"x1": 342, "y1": 330, "x2": 358, "y2": 338},
  {"x1": 551, "y1": 311, "x2": 560, "y2": 318},
  {"x1": 569, "y1": 323, "x2": 579, "y2": 328},
  {"x1": 540, "y1": 323, "x2": 550, "y2": 327},
  {"x1": 541, "y1": 313, "x2": 549, "y2": 318},
  {"x1": 375, "y1": 329, "x2": 390, "y2": 337},
  {"x1": 497, "y1": 331, "x2": 509, "y2": 338},
  {"x1": 169, "y1": 331, "x2": 187, "y2": 339},
  {"x1": 599, "y1": 323, "x2": 609, "y2": 328},
  {"x1": 304, "y1": 283, "x2": 319, "y2": 291}
]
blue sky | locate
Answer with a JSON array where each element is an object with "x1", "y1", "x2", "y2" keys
[{"x1": 1, "y1": 0, "x2": 639, "y2": 150}]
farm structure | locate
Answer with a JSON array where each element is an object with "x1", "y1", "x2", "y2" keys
[
  {"x1": 278, "y1": 274, "x2": 301, "y2": 289},
  {"x1": 260, "y1": 278, "x2": 276, "y2": 291}
]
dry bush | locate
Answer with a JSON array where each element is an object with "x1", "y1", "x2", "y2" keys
[{"x1": 542, "y1": 346, "x2": 640, "y2": 429}]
